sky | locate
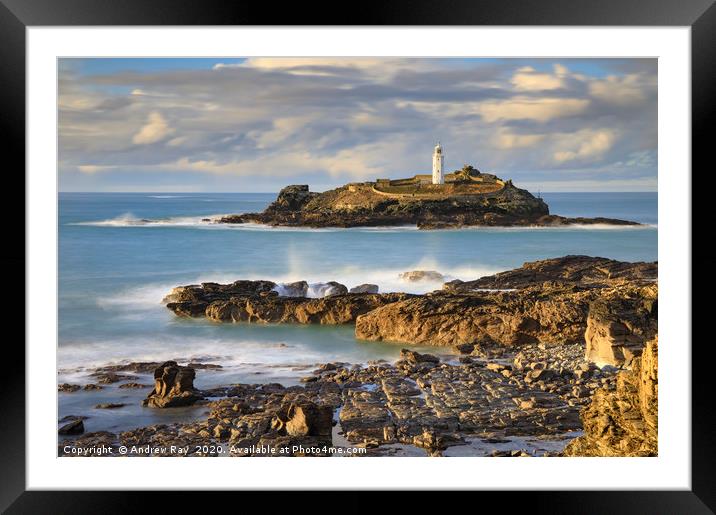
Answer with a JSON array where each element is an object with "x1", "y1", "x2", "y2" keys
[{"x1": 58, "y1": 57, "x2": 657, "y2": 193}]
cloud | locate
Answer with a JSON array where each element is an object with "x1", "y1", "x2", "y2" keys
[
  {"x1": 132, "y1": 112, "x2": 173, "y2": 145},
  {"x1": 510, "y1": 64, "x2": 568, "y2": 91},
  {"x1": 589, "y1": 74, "x2": 654, "y2": 106},
  {"x1": 553, "y1": 129, "x2": 616, "y2": 163},
  {"x1": 77, "y1": 165, "x2": 117, "y2": 173},
  {"x1": 477, "y1": 97, "x2": 590, "y2": 122},
  {"x1": 58, "y1": 58, "x2": 657, "y2": 192},
  {"x1": 493, "y1": 129, "x2": 545, "y2": 149}
]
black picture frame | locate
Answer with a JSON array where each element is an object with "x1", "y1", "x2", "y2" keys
[{"x1": 3, "y1": 0, "x2": 711, "y2": 511}]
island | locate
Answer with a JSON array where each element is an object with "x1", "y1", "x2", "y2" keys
[{"x1": 216, "y1": 145, "x2": 640, "y2": 229}]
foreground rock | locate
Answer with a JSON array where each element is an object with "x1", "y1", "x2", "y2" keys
[
  {"x1": 142, "y1": 361, "x2": 203, "y2": 408},
  {"x1": 215, "y1": 174, "x2": 639, "y2": 229},
  {"x1": 563, "y1": 337, "x2": 658, "y2": 456},
  {"x1": 63, "y1": 341, "x2": 610, "y2": 457}
]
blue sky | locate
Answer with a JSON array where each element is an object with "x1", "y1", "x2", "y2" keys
[{"x1": 58, "y1": 57, "x2": 657, "y2": 192}]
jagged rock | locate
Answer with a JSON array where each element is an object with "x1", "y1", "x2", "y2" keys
[
  {"x1": 58, "y1": 383, "x2": 81, "y2": 393},
  {"x1": 399, "y1": 270, "x2": 445, "y2": 282},
  {"x1": 142, "y1": 361, "x2": 202, "y2": 408},
  {"x1": 271, "y1": 401, "x2": 333, "y2": 437},
  {"x1": 350, "y1": 283, "x2": 379, "y2": 294},
  {"x1": 444, "y1": 256, "x2": 657, "y2": 291},
  {"x1": 58, "y1": 419, "x2": 85, "y2": 435},
  {"x1": 584, "y1": 295, "x2": 657, "y2": 366},
  {"x1": 400, "y1": 349, "x2": 440, "y2": 364},
  {"x1": 563, "y1": 337, "x2": 658, "y2": 456},
  {"x1": 356, "y1": 283, "x2": 657, "y2": 348},
  {"x1": 355, "y1": 285, "x2": 594, "y2": 346},
  {"x1": 170, "y1": 285, "x2": 412, "y2": 324},
  {"x1": 83, "y1": 384, "x2": 103, "y2": 390}
]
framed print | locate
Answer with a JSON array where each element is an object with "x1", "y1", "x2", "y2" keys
[{"x1": 4, "y1": 0, "x2": 713, "y2": 511}]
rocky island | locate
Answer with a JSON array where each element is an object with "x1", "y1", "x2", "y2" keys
[{"x1": 215, "y1": 165, "x2": 640, "y2": 229}]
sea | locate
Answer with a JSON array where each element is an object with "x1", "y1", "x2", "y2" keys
[{"x1": 58, "y1": 191, "x2": 657, "y2": 432}]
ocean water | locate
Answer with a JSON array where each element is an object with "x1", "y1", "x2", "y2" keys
[
  {"x1": 58, "y1": 193, "x2": 655, "y2": 368},
  {"x1": 58, "y1": 191, "x2": 656, "y2": 432}
]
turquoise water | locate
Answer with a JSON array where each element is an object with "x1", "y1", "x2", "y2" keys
[{"x1": 59, "y1": 192, "x2": 657, "y2": 376}]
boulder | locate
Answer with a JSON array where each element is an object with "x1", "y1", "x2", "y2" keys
[
  {"x1": 400, "y1": 349, "x2": 440, "y2": 364},
  {"x1": 312, "y1": 281, "x2": 348, "y2": 297},
  {"x1": 58, "y1": 419, "x2": 85, "y2": 435},
  {"x1": 142, "y1": 361, "x2": 202, "y2": 408},
  {"x1": 349, "y1": 283, "x2": 380, "y2": 294},
  {"x1": 272, "y1": 401, "x2": 333, "y2": 437}
]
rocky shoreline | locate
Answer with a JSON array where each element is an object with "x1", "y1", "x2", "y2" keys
[
  {"x1": 59, "y1": 255, "x2": 658, "y2": 457},
  {"x1": 214, "y1": 181, "x2": 641, "y2": 229}
]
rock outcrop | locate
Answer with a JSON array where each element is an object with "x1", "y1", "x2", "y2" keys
[
  {"x1": 584, "y1": 296, "x2": 658, "y2": 366},
  {"x1": 354, "y1": 285, "x2": 598, "y2": 346},
  {"x1": 142, "y1": 361, "x2": 203, "y2": 408},
  {"x1": 165, "y1": 279, "x2": 413, "y2": 325},
  {"x1": 444, "y1": 255, "x2": 657, "y2": 291},
  {"x1": 563, "y1": 337, "x2": 658, "y2": 456},
  {"x1": 164, "y1": 258, "x2": 658, "y2": 349},
  {"x1": 215, "y1": 174, "x2": 639, "y2": 229}
]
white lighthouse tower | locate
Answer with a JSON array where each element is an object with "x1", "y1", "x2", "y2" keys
[{"x1": 432, "y1": 142, "x2": 444, "y2": 185}]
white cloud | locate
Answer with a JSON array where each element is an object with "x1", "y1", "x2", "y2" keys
[
  {"x1": 589, "y1": 74, "x2": 653, "y2": 106},
  {"x1": 511, "y1": 63, "x2": 568, "y2": 91},
  {"x1": 493, "y1": 129, "x2": 545, "y2": 149},
  {"x1": 248, "y1": 116, "x2": 311, "y2": 148},
  {"x1": 132, "y1": 112, "x2": 173, "y2": 145},
  {"x1": 477, "y1": 97, "x2": 590, "y2": 123},
  {"x1": 553, "y1": 129, "x2": 616, "y2": 163}
]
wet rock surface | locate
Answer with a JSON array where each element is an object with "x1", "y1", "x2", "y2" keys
[{"x1": 60, "y1": 341, "x2": 617, "y2": 457}]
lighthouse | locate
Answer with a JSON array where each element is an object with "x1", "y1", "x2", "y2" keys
[{"x1": 432, "y1": 142, "x2": 444, "y2": 185}]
